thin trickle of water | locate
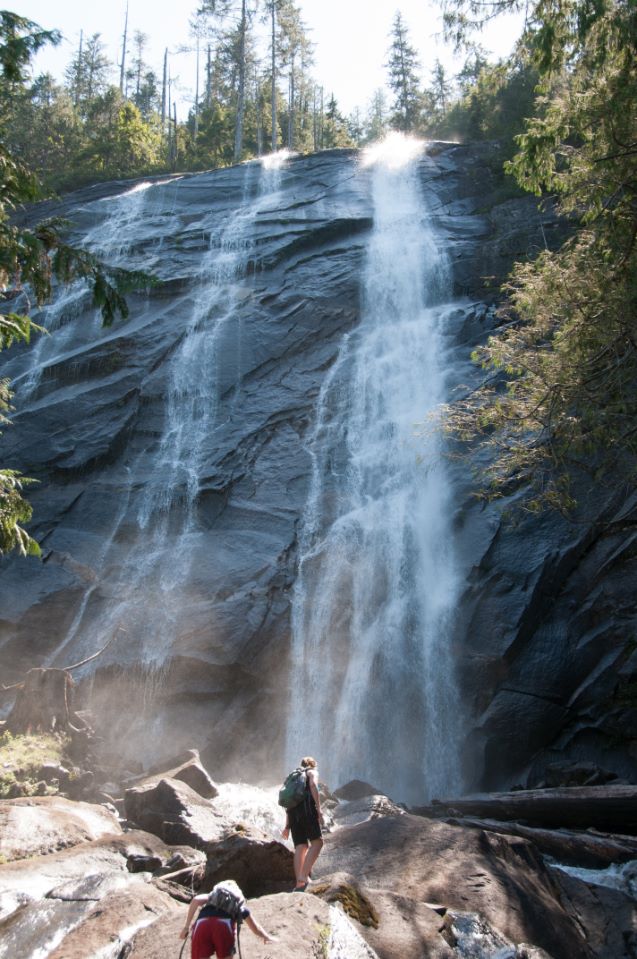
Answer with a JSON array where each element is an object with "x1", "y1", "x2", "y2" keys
[
  {"x1": 10, "y1": 179, "x2": 174, "y2": 410},
  {"x1": 550, "y1": 858, "x2": 637, "y2": 900},
  {"x1": 447, "y1": 911, "x2": 523, "y2": 959},
  {"x1": 286, "y1": 135, "x2": 463, "y2": 804},
  {"x1": 50, "y1": 155, "x2": 292, "y2": 673}
]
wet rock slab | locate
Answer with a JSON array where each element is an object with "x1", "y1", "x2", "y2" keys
[
  {"x1": 0, "y1": 795, "x2": 121, "y2": 861},
  {"x1": 317, "y1": 812, "x2": 594, "y2": 959}
]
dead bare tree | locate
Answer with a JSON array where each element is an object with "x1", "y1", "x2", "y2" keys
[{"x1": 2, "y1": 629, "x2": 124, "y2": 735}]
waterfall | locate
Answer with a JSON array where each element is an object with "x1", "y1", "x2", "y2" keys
[
  {"x1": 286, "y1": 136, "x2": 463, "y2": 804},
  {"x1": 44, "y1": 155, "x2": 293, "y2": 673}
]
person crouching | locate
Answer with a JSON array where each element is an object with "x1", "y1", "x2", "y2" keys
[{"x1": 179, "y1": 879, "x2": 276, "y2": 958}]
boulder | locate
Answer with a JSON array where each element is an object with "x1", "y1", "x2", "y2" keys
[
  {"x1": 127, "y1": 891, "x2": 334, "y2": 959},
  {"x1": 204, "y1": 826, "x2": 294, "y2": 896},
  {"x1": 0, "y1": 829, "x2": 181, "y2": 900},
  {"x1": 0, "y1": 829, "x2": 184, "y2": 958},
  {"x1": 318, "y1": 812, "x2": 593, "y2": 959},
  {"x1": 334, "y1": 779, "x2": 383, "y2": 801},
  {"x1": 126, "y1": 853, "x2": 163, "y2": 873},
  {"x1": 310, "y1": 870, "x2": 455, "y2": 959},
  {"x1": 132, "y1": 748, "x2": 219, "y2": 799},
  {"x1": 0, "y1": 795, "x2": 121, "y2": 862},
  {"x1": 124, "y1": 777, "x2": 227, "y2": 846},
  {"x1": 46, "y1": 884, "x2": 181, "y2": 959},
  {"x1": 123, "y1": 776, "x2": 293, "y2": 894},
  {"x1": 529, "y1": 760, "x2": 623, "y2": 789},
  {"x1": 333, "y1": 794, "x2": 405, "y2": 828},
  {"x1": 551, "y1": 866, "x2": 637, "y2": 959}
]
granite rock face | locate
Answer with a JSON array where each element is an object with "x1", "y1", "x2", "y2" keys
[{"x1": 0, "y1": 143, "x2": 635, "y2": 794}]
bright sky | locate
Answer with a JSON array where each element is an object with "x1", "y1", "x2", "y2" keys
[{"x1": 15, "y1": 0, "x2": 522, "y2": 117}]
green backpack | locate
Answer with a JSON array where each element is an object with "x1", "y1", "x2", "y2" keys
[{"x1": 278, "y1": 766, "x2": 307, "y2": 809}]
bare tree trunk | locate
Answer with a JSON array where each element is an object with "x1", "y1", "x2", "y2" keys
[
  {"x1": 206, "y1": 44, "x2": 212, "y2": 108},
  {"x1": 119, "y1": 1, "x2": 129, "y2": 95},
  {"x1": 271, "y1": 0, "x2": 277, "y2": 152},
  {"x1": 194, "y1": 35, "x2": 200, "y2": 140},
  {"x1": 234, "y1": 0, "x2": 247, "y2": 163},
  {"x1": 171, "y1": 101, "x2": 178, "y2": 170},
  {"x1": 287, "y1": 54, "x2": 295, "y2": 150},
  {"x1": 256, "y1": 67, "x2": 263, "y2": 155},
  {"x1": 161, "y1": 48, "x2": 168, "y2": 128}
]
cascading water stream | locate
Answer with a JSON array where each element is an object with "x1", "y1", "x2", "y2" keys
[
  {"x1": 47, "y1": 154, "x2": 293, "y2": 670},
  {"x1": 10, "y1": 178, "x2": 178, "y2": 403},
  {"x1": 286, "y1": 136, "x2": 463, "y2": 804}
]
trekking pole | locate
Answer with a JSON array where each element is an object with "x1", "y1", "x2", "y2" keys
[
  {"x1": 178, "y1": 929, "x2": 189, "y2": 959},
  {"x1": 178, "y1": 869, "x2": 196, "y2": 959}
]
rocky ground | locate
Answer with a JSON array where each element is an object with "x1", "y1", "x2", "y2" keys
[{"x1": 1, "y1": 744, "x2": 635, "y2": 959}]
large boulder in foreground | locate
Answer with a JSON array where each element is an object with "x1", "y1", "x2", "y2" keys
[
  {"x1": 310, "y1": 870, "x2": 454, "y2": 959},
  {"x1": 45, "y1": 883, "x2": 181, "y2": 959},
  {"x1": 318, "y1": 813, "x2": 592, "y2": 959},
  {"x1": 0, "y1": 828, "x2": 187, "y2": 958},
  {"x1": 127, "y1": 891, "x2": 376, "y2": 959},
  {"x1": 333, "y1": 794, "x2": 405, "y2": 828},
  {"x1": 204, "y1": 827, "x2": 294, "y2": 896},
  {"x1": 0, "y1": 795, "x2": 121, "y2": 861}
]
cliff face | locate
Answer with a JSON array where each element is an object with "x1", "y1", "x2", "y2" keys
[{"x1": 1, "y1": 143, "x2": 635, "y2": 793}]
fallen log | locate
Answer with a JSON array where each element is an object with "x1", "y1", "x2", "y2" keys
[
  {"x1": 414, "y1": 785, "x2": 637, "y2": 836},
  {"x1": 444, "y1": 816, "x2": 637, "y2": 867}
]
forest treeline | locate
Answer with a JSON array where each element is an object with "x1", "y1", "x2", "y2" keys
[{"x1": 2, "y1": 2, "x2": 536, "y2": 193}]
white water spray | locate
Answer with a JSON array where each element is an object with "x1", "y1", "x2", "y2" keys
[{"x1": 286, "y1": 136, "x2": 463, "y2": 803}]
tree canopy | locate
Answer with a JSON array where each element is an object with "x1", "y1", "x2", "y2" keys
[
  {"x1": 0, "y1": 13, "x2": 149, "y2": 555},
  {"x1": 440, "y1": 0, "x2": 637, "y2": 511}
]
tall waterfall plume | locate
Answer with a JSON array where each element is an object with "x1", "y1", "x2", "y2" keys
[
  {"x1": 33, "y1": 158, "x2": 292, "y2": 673},
  {"x1": 286, "y1": 135, "x2": 463, "y2": 804}
]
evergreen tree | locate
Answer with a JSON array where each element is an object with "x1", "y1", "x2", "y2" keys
[
  {"x1": 64, "y1": 32, "x2": 112, "y2": 115},
  {"x1": 276, "y1": 0, "x2": 312, "y2": 150},
  {"x1": 385, "y1": 11, "x2": 422, "y2": 132},
  {"x1": 347, "y1": 106, "x2": 364, "y2": 145},
  {"x1": 429, "y1": 59, "x2": 452, "y2": 118},
  {"x1": 364, "y1": 87, "x2": 389, "y2": 143},
  {"x1": 198, "y1": 0, "x2": 257, "y2": 162},
  {"x1": 0, "y1": 15, "x2": 144, "y2": 554},
  {"x1": 440, "y1": 0, "x2": 637, "y2": 510},
  {"x1": 322, "y1": 93, "x2": 354, "y2": 148}
]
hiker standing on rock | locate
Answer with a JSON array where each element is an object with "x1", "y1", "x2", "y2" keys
[
  {"x1": 179, "y1": 879, "x2": 276, "y2": 959},
  {"x1": 281, "y1": 756, "x2": 324, "y2": 891}
]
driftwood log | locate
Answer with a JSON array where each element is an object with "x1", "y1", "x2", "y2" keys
[{"x1": 416, "y1": 785, "x2": 637, "y2": 836}]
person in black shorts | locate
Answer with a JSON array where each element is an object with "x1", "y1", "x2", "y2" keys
[{"x1": 281, "y1": 756, "x2": 324, "y2": 891}]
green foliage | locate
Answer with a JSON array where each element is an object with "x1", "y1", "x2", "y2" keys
[
  {"x1": 0, "y1": 11, "x2": 60, "y2": 85},
  {"x1": 386, "y1": 11, "x2": 423, "y2": 132},
  {"x1": 441, "y1": 0, "x2": 637, "y2": 511},
  {"x1": 430, "y1": 56, "x2": 539, "y2": 160},
  {"x1": 0, "y1": 15, "x2": 154, "y2": 555},
  {"x1": 0, "y1": 730, "x2": 70, "y2": 798}
]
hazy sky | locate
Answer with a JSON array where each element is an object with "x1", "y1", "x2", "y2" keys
[{"x1": 15, "y1": 0, "x2": 522, "y2": 116}]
